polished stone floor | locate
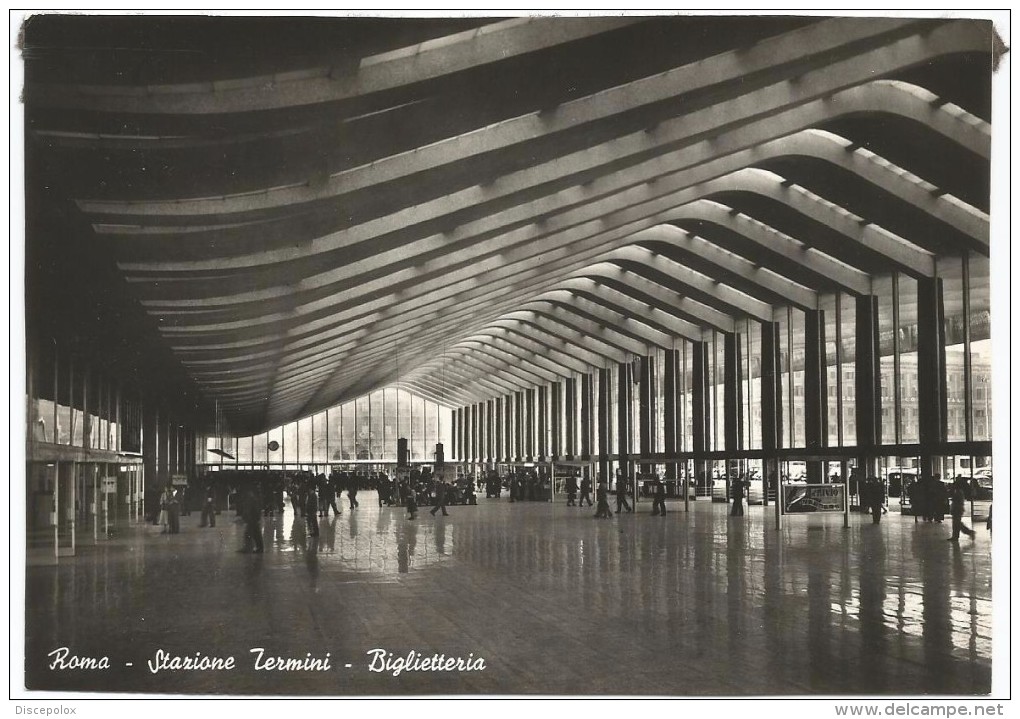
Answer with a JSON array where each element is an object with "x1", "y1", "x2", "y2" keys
[{"x1": 23, "y1": 495, "x2": 992, "y2": 696}]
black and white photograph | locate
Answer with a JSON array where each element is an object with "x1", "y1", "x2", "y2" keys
[{"x1": 11, "y1": 9, "x2": 1010, "y2": 705}]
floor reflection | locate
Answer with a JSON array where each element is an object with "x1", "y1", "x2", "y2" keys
[{"x1": 24, "y1": 498, "x2": 992, "y2": 695}]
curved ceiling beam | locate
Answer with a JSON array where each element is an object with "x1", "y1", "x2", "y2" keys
[
  {"x1": 442, "y1": 341, "x2": 564, "y2": 383},
  {"x1": 74, "y1": 18, "x2": 920, "y2": 214},
  {"x1": 520, "y1": 295, "x2": 677, "y2": 351},
  {"x1": 626, "y1": 227, "x2": 819, "y2": 310},
  {"x1": 456, "y1": 336, "x2": 577, "y2": 380},
  {"x1": 28, "y1": 17, "x2": 643, "y2": 114},
  {"x1": 132, "y1": 125, "x2": 984, "y2": 329},
  {"x1": 699, "y1": 168, "x2": 937, "y2": 277},
  {"x1": 549, "y1": 278, "x2": 706, "y2": 340},
  {"x1": 104, "y1": 72, "x2": 988, "y2": 288}
]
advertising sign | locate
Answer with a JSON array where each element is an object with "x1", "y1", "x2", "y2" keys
[
  {"x1": 101, "y1": 477, "x2": 117, "y2": 494},
  {"x1": 782, "y1": 483, "x2": 845, "y2": 513}
]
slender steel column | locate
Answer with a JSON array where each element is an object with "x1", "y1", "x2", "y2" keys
[
  {"x1": 855, "y1": 295, "x2": 881, "y2": 477},
  {"x1": 664, "y1": 349, "x2": 679, "y2": 481},
  {"x1": 580, "y1": 373, "x2": 593, "y2": 459},
  {"x1": 723, "y1": 332, "x2": 745, "y2": 454},
  {"x1": 597, "y1": 368, "x2": 611, "y2": 482},
  {"x1": 617, "y1": 361, "x2": 631, "y2": 472},
  {"x1": 504, "y1": 394, "x2": 513, "y2": 463},
  {"x1": 551, "y1": 383, "x2": 562, "y2": 459},
  {"x1": 803, "y1": 310, "x2": 827, "y2": 482},
  {"x1": 691, "y1": 342, "x2": 711, "y2": 489},
  {"x1": 639, "y1": 356, "x2": 653, "y2": 474},
  {"x1": 537, "y1": 386, "x2": 548, "y2": 460},
  {"x1": 760, "y1": 322, "x2": 783, "y2": 502},
  {"x1": 917, "y1": 277, "x2": 948, "y2": 476},
  {"x1": 565, "y1": 377, "x2": 577, "y2": 458}
]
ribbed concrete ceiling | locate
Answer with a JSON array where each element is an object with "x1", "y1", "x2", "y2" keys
[{"x1": 22, "y1": 14, "x2": 1000, "y2": 435}]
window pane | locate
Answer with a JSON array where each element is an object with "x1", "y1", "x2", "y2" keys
[
  {"x1": 970, "y1": 255, "x2": 991, "y2": 441},
  {"x1": 341, "y1": 401, "x2": 356, "y2": 461},
  {"x1": 941, "y1": 255, "x2": 967, "y2": 442},
  {"x1": 426, "y1": 401, "x2": 438, "y2": 457},
  {"x1": 383, "y1": 389, "x2": 397, "y2": 461},
  {"x1": 789, "y1": 308, "x2": 805, "y2": 448},
  {"x1": 251, "y1": 428, "x2": 267, "y2": 463},
  {"x1": 397, "y1": 390, "x2": 411, "y2": 454},
  {"x1": 655, "y1": 351, "x2": 665, "y2": 455},
  {"x1": 356, "y1": 396, "x2": 370, "y2": 460},
  {"x1": 821, "y1": 295, "x2": 839, "y2": 447},
  {"x1": 608, "y1": 367, "x2": 618, "y2": 455},
  {"x1": 713, "y1": 334, "x2": 725, "y2": 452},
  {"x1": 898, "y1": 275, "x2": 919, "y2": 443},
  {"x1": 370, "y1": 391, "x2": 384, "y2": 459},
  {"x1": 327, "y1": 406, "x2": 342, "y2": 462},
  {"x1": 681, "y1": 344, "x2": 692, "y2": 454},
  {"x1": 411, "y1": 395, "x2": 425, "y2": 460},
  {"x1": 283, "y1": 422, "x2": 298, "y2": 464},
  {"x1": 746, "y1": 321, "x2": 762, "y2": 451},
  {"x1": 312, "y1": 412, "x2": 328, "y2": 464},
  {"x1": 839, "y1": 293, "x2": 857, "y2": 446},
  {"x1": 774, "y1": 308, "x2": 790, "y2": 449},
  {"x1": 875, "y1": 275, "x2": 896, "y2": 445},
  {"x1": 267, "y1": 426, "x2": 283, "y2": 466},
  {"x1": 298, "y1": 417, "x2": 312, "y2": 465}
]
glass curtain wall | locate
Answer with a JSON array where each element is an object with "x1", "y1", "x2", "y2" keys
[{"x1": 214, "y1": 389, "x2": 453, "y2": 467}]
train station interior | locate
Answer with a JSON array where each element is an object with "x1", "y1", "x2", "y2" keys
[{"x1": 16, "y1": 12, "x2": 1007, "y2": 698}]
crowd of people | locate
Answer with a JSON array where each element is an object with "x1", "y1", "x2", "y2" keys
[{"x1": 146, "y1": 462, "x2": 987, "y2": 551}]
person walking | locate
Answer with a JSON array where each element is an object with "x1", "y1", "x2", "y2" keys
[
  {"x1": 579, "y1": 475, "x2": 593, "y2": 507},
  {"x1": 948, "y1": 480, "x2": 975, "y2": 542},
  {"x1": 615, "y1": 472, "x2": 633, "y2": 514},
  {"x1": 322, "y1": 474, "x2": 341, "y2": 516},
  {"x1": 566, "y1": 473, "x2": 578, "y2": 507},
  {"x1": 430, "y1": 476, "x2": 449, "y2": 517},
  {"x1": 651, "y1": 475, "x2": 667, "y2": 516},
  {"x1": 347, "y1": 474, "x2": 360, "y2": 510}
]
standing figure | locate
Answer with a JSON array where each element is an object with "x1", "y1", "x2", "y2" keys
[
  {"x1": 651, "y1": 476, "x2": 667, "y2": 516},
  {"x1": 932, "y1": 476, "x2": 947, "y2": 523},
  {"x1": 178, "y1": 485, "x2": 190, "y2": 517},
  {"x1": 915, "y1": 476, "x2": 932, "y2": 522},
  {"x1": 948, "y1": 480, "x2": 975, "y2": 542},
  {"x1": 730, "y1": 475, "x2": 746, "y2": 517},
  {"x1": 158, "y1": 485, "x2": 172, "y2": 532},
  {"x1": 241, "y1": 488, "x2": 264, "y2": 553},
  {"x1": 865, "y1": 477, "x2": 883, "y2": 524},
  {"x1": 405, "y1": 482, "x2": 418, "y2": 520},
  {"x1": 200, "y1": 480, "x2": 216, "y2": 528},
  {"x1": 305, "y1": 481, "x2": 320, "y2": 537},
  {"x1": 594, "y1": 479, "x2": 613, "y2": 519},
  {"x1": 615, "y1": 472, "x2": 632, "y2": 514},
  {"x1": 167, "y1": 488, "x2": 181, "y2": 534},
  {"x1": 566, "y1": 473, "x2": 578, "y2": 507},
  {"x1": 579, "y1": 475, "x2": 593, "y2": 507}
]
